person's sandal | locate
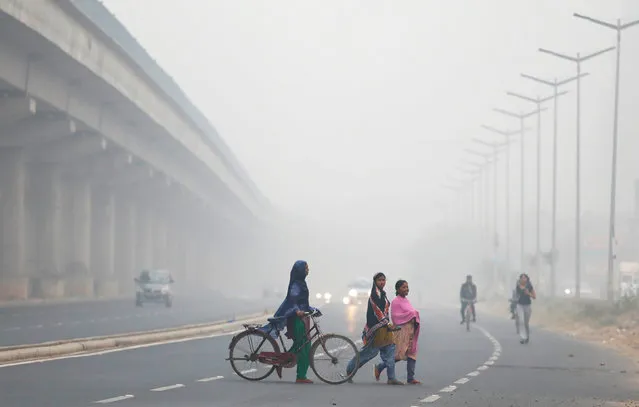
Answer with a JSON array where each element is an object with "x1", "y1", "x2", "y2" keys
[
  {"x1": 295, "y1": 378, "x2": 314, "y2": 384},
  {"x1": 374, "y1": 365, "x2": 381, "y2": 381},
  {"x1": 387, "y1": 379, "x2": 404, "y2": 385},
  {"x1": 407, "y1": 379, "x2": 422, "y2": 385}
]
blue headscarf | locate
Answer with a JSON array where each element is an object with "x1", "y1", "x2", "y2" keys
[
  {"x1": 264, "y1": 260, "x2": 313, "y2": 339},
  {"x1": 274, "y1": 260, "x2": 310, "y2": 318}
]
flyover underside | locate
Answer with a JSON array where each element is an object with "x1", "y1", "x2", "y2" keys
[
  {"x1": 0, "y1": 105, "x2": 241, "y2": 300},
  {"x1": 0, "y1": 17, "x2": 263, "y2": 300}
]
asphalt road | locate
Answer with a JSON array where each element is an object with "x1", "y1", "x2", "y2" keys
[
  {"x1": 0, "y1": 295, "x2": 275, "y2": 346},
  {"x1": 0, "y1": 302, "x2": 636, "y2": 407}
]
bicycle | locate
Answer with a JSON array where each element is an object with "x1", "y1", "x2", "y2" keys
[
  {"x1": 226, "y1": 309, "x2": 360, "y2": 385},
  {"x1": 462, "y1": 299, "x2": 476, "y2": 332}
]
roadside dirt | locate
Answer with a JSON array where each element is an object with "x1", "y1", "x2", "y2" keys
[{"x1": 484, "y1": 299, "x2": 639, "y2": 366}]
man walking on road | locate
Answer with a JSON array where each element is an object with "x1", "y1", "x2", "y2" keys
[{"x1": 515, "y1": 273, "x2": 536, "y2": 344}]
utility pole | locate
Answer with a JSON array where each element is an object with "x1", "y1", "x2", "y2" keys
[
  {"x1": 538, "y1": 45, "x2": 614, "y2": 299},
  {"x1": 506, "y1": 90, "x2": 568, "y2": 288},
  {"x1": 572, "y1": 12, "x2": 639, "y2": 301},
  {"x1": 472, "y1": 138, "x2": 508, "y2": 290},
  {"x1": 480, "y1": 125, "x2": 519, "y2": 274},
  {"x1": 493, "y1": 107, "x2": 546, "y2": 275},
  {"x1": 521, "y1": 72, "x2": 587, "y2": 297}
]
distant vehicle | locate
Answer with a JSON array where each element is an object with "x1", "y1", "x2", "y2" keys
[
  {"x1": 560, "y1": 281, "x2": 599, "y2": 299},
  {"x1": 135, "y1": 269, "x2": 174, "y2": 307},
  {"x1": 342, "y1": 277, "x2": 370, "y2": 305}
]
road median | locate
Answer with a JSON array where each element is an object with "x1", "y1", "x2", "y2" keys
[{"x1": 0, "y1": 310, "x2": 272, "y2": 364}]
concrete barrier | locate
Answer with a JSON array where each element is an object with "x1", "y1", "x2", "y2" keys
[{"x1": 0, "y1": 310, "x2": 271, "y2": 364}]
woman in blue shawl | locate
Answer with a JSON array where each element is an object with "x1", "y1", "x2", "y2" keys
[{"x1": 272, "y1": 260, "x2": 315, "y2": 384}]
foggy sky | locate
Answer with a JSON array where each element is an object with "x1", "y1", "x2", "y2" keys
[{"x1": 100, "y1": 0, "x2": 639, "y2": 284}]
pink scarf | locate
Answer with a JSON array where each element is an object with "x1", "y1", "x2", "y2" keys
[{"x1": 391, "y1": 295, "x2": 421, "y2": 355}]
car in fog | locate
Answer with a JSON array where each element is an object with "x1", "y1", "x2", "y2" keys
[
  {"x1": 343, "y1": 277, "x2": 370, "y2": 305},
  {"x1": 135, "y1": 269, "x2": 174, "y2": 307},
  {"x1": 560, "y1": 281, "x2": 600, "y2": 299}
]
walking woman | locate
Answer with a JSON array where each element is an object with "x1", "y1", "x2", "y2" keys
[
  {"x1": 376, "y1": 279, "x2": 422, "y2": 384},
  {"x1": 346, "y1": 272, "x2": 404, "y2": 385},
  {"x1": 272, "y1": 260, "x2": 315, "y2": 383},
  {"x1": 515, "y1": 273, "x2": 536, "y2": 344}
]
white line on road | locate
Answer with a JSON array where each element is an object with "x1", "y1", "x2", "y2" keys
[
  {"x1": 3, "y1": 327, "x2": 21, "y2": 331},
  {"x1": 420, "y1": 395, "x2": 441, "y2": 403},
  {"x1": 197, "y1": 376, "x2": 224, "y2": 382},
  {"x1": 0, "y1": 328, "x2": 245, "y2": 368},
  {"x1": 418, "y1": 324, "x2": 502, "y2": 404},
  {"x1": 93, "y1": 394, "x2": 135, "y2": 404},
  {"x1": 150, "y1": 384, "x2": 184, "y2": 392}
]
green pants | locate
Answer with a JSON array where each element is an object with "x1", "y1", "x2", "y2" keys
[{"x1": 292, "y1": 317, "x2": 310, "y2": 379}]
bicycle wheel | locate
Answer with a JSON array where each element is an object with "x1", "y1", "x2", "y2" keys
[
  {"x1": 310, "y1": 333, "x2": 359, "y2": 385},
  {"x1": 466, "y1": 308, "x2": 471, "y2": 331},
  {"x1": 228, "y1": 330, "x2": 279, "y2": 381}
]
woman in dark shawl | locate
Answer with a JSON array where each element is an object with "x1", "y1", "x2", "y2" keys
[
  {"x1": 346, "y1": 272, "x2": 403, "y2": 385},
  {"x1": 271, "y1": 260, "x2": 315, "y2": 383}
]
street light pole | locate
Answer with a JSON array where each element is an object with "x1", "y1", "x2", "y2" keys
[
  {"x1": 464, "y1": 150, "x2": 494, "y2": 238},
  {"x1": 472, "y1": 138, "x2": 508, "y2": 288},
  {"x1": 480, "y1": 126, "x2": 519, "y2": 272},
  {"x1": 573, "y1": 13, "x2": 639, "y2": 302},
  {"x1": 506, "y1": 90, "x2": 568, "y2": 287},
  {"x1": 521, "y1": 72, "x2": 587, "y2": 297},
  {"x1": 493, "y1": 107, "x2": 547, "y2": 275},
  {"x1": 538, "y1": 45, "x2": 614, "y2": 299}
]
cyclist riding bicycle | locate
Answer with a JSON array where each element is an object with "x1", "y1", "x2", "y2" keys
[{"x1": 460, "y1": 275, "x2": 477, "y2": 324}]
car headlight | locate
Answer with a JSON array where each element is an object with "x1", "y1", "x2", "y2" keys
[
  {"x1": 564, "y1": 288, "x2": 571, "y2": 295},
  {"x1": 315, "y1": 293, "x2": 322, "y2": 299},
  {"x1": 161, "y1": 286, "x2": 170, "y2": 293},
  {"x1": 348, "y1": 289, "x2": 358, "y2": 297},
  {"x1": 342, "y1": 297, "x2": 350, "y2": 305},
  {"x1": 323, "y1": 292, "x2": 332, "y2": 300}
]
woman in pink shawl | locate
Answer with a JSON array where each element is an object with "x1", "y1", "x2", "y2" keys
[{"x1": 374, "y1": 279, "x2": 422, "y2": 384}]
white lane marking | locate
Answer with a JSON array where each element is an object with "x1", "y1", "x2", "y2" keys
[
  {"x1": 3, "y1": 327, "x2": 21, "y2": 331},
  {"x1": 93, "y1": 394, "x2": 134, "y2": 404},
  {"x1": 0, "y1": 328, "x2": 245, "y2": 368},
  {"x1": 150, "y1": 384, "x2": 184, "y2": 392},
  {"x1": 418, "y1": 324, "x2": 502, "y2": 404},
  {"x1": 420, "y1": 395, "x2": 441, "y2": 403},
  {"x1": 234, "y1": 368, "x2": 257, "y2": 375},
  {"x1": 197, "y1": 376, "x2": 224, "y2": 382}
]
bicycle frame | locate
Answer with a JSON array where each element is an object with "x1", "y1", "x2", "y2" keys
[{"x1": 233, "y1": 311, "x2": 327, "y2": 362}]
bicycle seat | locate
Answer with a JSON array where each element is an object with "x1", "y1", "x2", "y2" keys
[{"x1": 267, "y1": 316, "x2": 286, "y2": 323}]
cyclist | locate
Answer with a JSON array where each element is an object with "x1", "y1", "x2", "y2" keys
[{"x1": 460, "y1": 274, "x2": 477, "y2": 324}]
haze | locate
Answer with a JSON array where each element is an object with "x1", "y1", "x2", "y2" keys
[{"x1": 102, "y1": 0, "x2": 639, "y2": 299}]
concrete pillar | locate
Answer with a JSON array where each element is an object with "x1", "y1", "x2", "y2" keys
[
  {"x1": 30, "y1": 163, "x2": 64, "y2": 299},
  {"x1": 0, "y1": 148, "x2": 28, "y2": 300},
  {"x1": 153, "y1": 215, "x2": 168, "y2": 269},
  {"x1": 91, "y1": 186, "x2": 117, "y2": 297},
  {"x1": 63, "y1": 176, "x2": 93, "y2": 297},
  {"x1": 114, "y1": 195, "x2": 136, "y2": 295},
  {"x1": 136, "y1": 204, "x2": 154, "y2": 270}
]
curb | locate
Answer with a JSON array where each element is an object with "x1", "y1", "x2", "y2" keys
[
  {"x1": 0, "y1": 310, "x2": 272, "y2": 364},
  {"x1": 0, "y1": 296, "x2": 130, "y2": 308}
]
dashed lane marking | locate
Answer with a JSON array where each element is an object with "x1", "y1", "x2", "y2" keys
[
  {"x1": 197, "y1": 376, "x2": 224, "y2": 382},
  {"x1": 93, "y1": 395, "x2": 134, "y2": 404},
  {"x1": 417, "y1": 325, "x2": 502, "y2": 404},
  {"x1": 150, "y1": 384, "x2": 184, "y2": 392},
  {"x1": 419, "y1": 395, "x2": 441, "y2": 403}
]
